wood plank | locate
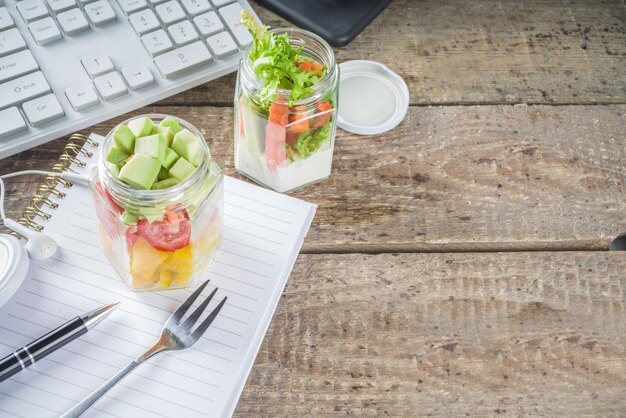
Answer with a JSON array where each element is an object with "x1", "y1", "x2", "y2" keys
[
  {"x1": 234, "y1": 252, "x2": 626, "y2": 416},
  {"x1": 1, "y1": 104, "x2": 624, "y2": 250},
  {"x1": 160, "y1": 0, "x2": 626, "y2": 106}
]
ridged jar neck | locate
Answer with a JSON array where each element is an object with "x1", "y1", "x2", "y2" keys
[
  {"x1": 240, "y1": 27, "x2": 338, "y2": 110},
  {"x1": 96, "y1": 114, "x2": 213, "y2": 211}
]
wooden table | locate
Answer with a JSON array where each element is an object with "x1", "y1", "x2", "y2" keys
[{"x1": 1, "y1": 0, "x2": 625, "y2": 415}]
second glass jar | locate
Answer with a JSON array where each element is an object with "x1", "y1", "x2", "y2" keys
[
  {"x1": 234, "y1": 28, "x2": 340, "y2": 193},
  {"x1": 90, "y1": 115, "x2": 223, "y2": 292}
]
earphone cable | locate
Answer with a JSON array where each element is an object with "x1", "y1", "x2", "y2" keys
[
  {"x1": 0, "y1": 177, "x2": 6, "y2": 223},
  {"x1": 0, "y1": 170, "x2": 61, "y2": 180}
]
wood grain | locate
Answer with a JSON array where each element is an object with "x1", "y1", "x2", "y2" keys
[
  {"x1": 234, "y1": 252, "x2": 626, "y2": 417},
  {"x1": 0, "y1": 3, "x2": 621, "y2": 416},
  {"x1": 2, "y1": 104, "x2": 623, "y2": 251},
  {"x1": 159, "y1": 0, "x2": 626, "y2": 106}
]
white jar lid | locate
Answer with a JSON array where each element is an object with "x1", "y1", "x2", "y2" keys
[
  {"x1": 0, "y1": 234, "x2": 29, "y2": 309},
  {"x1": 337, "y1": 60, "x2": 410, "y2": 135}
]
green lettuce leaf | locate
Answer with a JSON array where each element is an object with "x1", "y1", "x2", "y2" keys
[
  {"x1": 288, "y1": 122, "x2": 331, "y2": 161},
  {"x1": 240, "y1": 10, "x2": 326, "y2": 110}
]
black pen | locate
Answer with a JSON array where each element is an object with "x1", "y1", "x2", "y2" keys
[{"x1": 0, "y1": 302, "x2": 119, "y2": 383}]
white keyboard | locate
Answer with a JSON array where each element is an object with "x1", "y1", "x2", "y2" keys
[{"x1": 0, "y1": 0, "x2": 258, "y2": 158}]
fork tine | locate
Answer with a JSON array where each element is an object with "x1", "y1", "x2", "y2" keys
[
  {"x1": 190, "y1": 296, "x2": 227, "y2": 342},
  {"x1": 166, "y1": 279, "x2": 211, "y2": 327},
  {"x1": 179, "y1": 287, "x2": 218, "y2": 333}
]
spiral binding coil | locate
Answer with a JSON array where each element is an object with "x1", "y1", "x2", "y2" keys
[{"x1": 17, "y1": 133, "x2": 98, "y2": 232}]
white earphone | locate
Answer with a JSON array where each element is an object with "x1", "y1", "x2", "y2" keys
[
  {"x1": 0, "y1": 170, "x2": 91, "y2": 260},
  {"x1": 0, "y1": 170, "x2": 91, "y2": 308}
]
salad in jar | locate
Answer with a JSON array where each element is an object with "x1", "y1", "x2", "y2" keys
[
  {"x1": 234, "y1": 11, "x2": 339, "y2": 193},
  {"x1": 91, "y1": 115, "x2": 223, "y2": 292}
]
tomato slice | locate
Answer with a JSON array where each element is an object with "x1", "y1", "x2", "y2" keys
[
  {"x1": 137, "y1": 209, "x2": 191, "y2": 252},
  {"x1": 311, "y1": 101, "x2": 333, "y2": 129},
  {"x1": 94, "y1": 181, "x2": 124, "y2": 239},
  {"x1": 95, "y1": 182, "x2": 123, "y2": 214},
  {"x1": 265, "y1": 122, "x2": 287, "y2": 171}
]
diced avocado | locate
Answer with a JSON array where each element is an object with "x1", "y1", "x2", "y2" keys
[
  {"x1": 139, "y1": 206, "x2": 166, "y2": 223},
  {"x1": 128, "y1": 117, "x2": 155, "y2": 138},
  {"x1": 162, "y1": 147, "x2": 179, "y2": 169},
  {"x1": 153, "y1": 125, "x2": 175, "y2": 146},
  {"x1": 171, "y1": 129, "x2": 204, "y2": 167},
  {"x1": 106, "y1": 145, "x2": 129, "y2": 166},
  {"x1": 157, "y1": 166, "x2": 170, "y2": 181},
  {"x1": 118, "y1": 154, "x2": 161, "y2": 189},
  {"x1": 134, "y1": 134, "x2": 166, "y2": 163},
  {"x1": 169, "y1": 157, "x2": 195, "y2": 182},
  {"x1": 160, "y1": 116, "x2": 181, "y2": 134},
  {"x1": 121, "y1": 210, "x2": 138, "y2": 225},
  {"x1": 152, "y1": 177, "x2": 180, "y2": 190},
  {"x1": 107, "y1": 162, "x2": 120, "y2": 178},
  {"x1": 113, "y1": 124, "x2": 135, "y2": 154}
]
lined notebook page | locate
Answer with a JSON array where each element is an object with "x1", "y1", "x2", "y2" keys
[{"x1": 0, "y1": 134, "x2": 316, "y2": 418}]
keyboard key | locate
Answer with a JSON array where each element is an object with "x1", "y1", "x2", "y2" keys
[
  {"x1": 155, "y1": 1, "x2": 185, "y2": 25},
  {"x1": 121, "y1": 64, "x2": 154, "y2": 90},
  {"x1": 65, "y1": 82, "x2": 99, "y2": 110},
  {"x1": 0, "y1": 28, "x2": 26, "y2": 57},
  {"x1": 81, "y1": 53, "x2": 113, "y2": 78},
  {"x1": 93, "y1": 71, "x2": 127, "y2": 100},
  {"x1": 0, "y1": 71, "x2": 51, "y2": 109},
  {"x1": 181, "y1": 0, "x2": 210, "y2": 17},
  {"x1": 129, "y1": 9, "x2": 159, "y2": 35},
  {"x1": 117, "y1": 0, "x2": 147, "y2": 16},
  {"x1": 206, "y1": 30, "x2": 236, "y2": 58},
  {"x1": 211, "y1": 0, "x2": 233, "y2": 6},
  {"x1": 0, "y1": 50, "x2": 39, "y2": 83},
  {"x1": 218, "y1": 3, "x2": 251, "y2": 47},
  {"x1": 193, "y1": 11, "x2": 222, "y2": 37},
  {"x1": 46, "y1": 0, "x2": 76, "y2": 13},
  {"x1": 154, "y1": 40, "x2": 212, "y2": 79},
  {"x1": 29, "y1": 17, "x2": 63, "y2": 45},
  {"x1": 22, "y1": 93, "x2": 65, "y2": 126},
  {"x1": 57, "y1": 8, "x2": 89, "y2": 35},
  {"x1": 168, "y1": 20, "x2": 198, "y2": 46},
  {"x1": 147, "y1": 0, "x2": 166, "y2": 5},
  {"x1": 17, "y1": 0, "x2": 49, "y2": 22},
  {"x1": 0, "y1": 7, "x2": 14, "y2": 30},
  {"x1": 141, "y1": 29, "x2": 172, "y2": 56},
  {"x1": 0, "y1": 107, "x2": 27, "y2": 138},
  {"x1": 84, "y1": 0, "x2": 116, "y2": 26}
]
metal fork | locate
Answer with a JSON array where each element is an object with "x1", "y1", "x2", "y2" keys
[{"x1": 61, "y1": 280, "x2": 227, "y2": 418}]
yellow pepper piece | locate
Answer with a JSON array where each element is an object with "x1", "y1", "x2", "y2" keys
[
  {"x1": 163, "y1": 244, "x2": 195, "y2": 286},
  {"x1": 130, "y1": 236, "x2": 172, "y2": 279},
  {"x1": 158, "y1": 270, "x2": 173, "y2": 289}
]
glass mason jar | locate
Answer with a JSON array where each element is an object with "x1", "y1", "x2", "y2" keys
[
  {"x1": 234, "y1": 28, "x2": 339, "y2": 193},
  {"x1": 90, "y1": 114, "x2": 223, "y2": 292}
]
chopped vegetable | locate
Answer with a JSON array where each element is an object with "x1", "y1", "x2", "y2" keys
[
  {"x1": 287, "y1": 122, "x2": 331, "y2": 161},
  {"x1": 268, "y1": 101, "x2": 289, "y2": 126},
  {"x1": 240, "y1": 10, "x2": 326, "y2": 109},
  {"x1": 286, "y1": 112, "x2": 309, "y2": 146},
  {"x1": 311, "y1": 101, "x2": 333, "y2": 128},
  {"x1": 295, "y1": 59, "x2": 323, "y2": 76},
  {"x1": 265, "y1": 123, "x2": 287, "y2": 170}
]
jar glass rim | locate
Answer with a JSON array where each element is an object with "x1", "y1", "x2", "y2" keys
[
  {"x1": 240, "y1": 27, "x2": 337, "y2": 106},
  {"x1": 97, "y1": 114, "x2": 217, "y2": 208}
]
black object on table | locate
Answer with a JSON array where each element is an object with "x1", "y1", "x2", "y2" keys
[
  {"x1": 0, "y1": 302, "x2": 118, "y2": 383},
  {"x1": 256, "y1": 0, "x2": 392, "y2": 47}
]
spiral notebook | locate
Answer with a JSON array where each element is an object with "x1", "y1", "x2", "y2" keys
[{"x1": 0, "y1": 134, "x2": 316, "y2": 418}]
